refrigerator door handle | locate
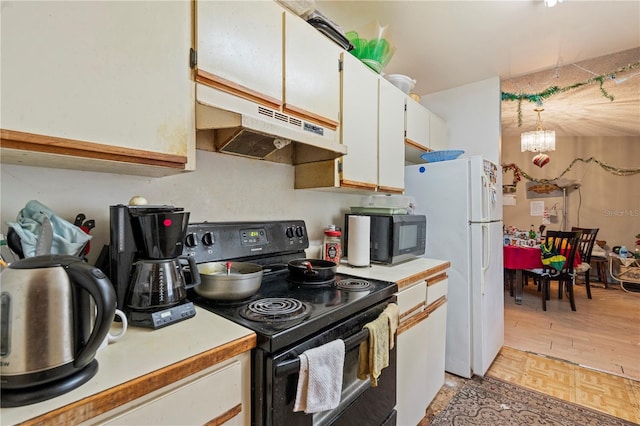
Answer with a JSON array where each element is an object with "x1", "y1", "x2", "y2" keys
[
  {"x1": 481, "y1": 173, "x2": 489, "y2": 221},
  {"x1": 481, "y1": 223, "x2": 490, "y2": 295}
]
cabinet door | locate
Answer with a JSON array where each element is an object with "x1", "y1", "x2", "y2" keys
[
  {"x1": 284, "y1": 11, "x2": 341, "y2": 128},
  {"x1": 196, "y1": 0, "x2": 283, "y2": 107},
  {"x1": 429, "y1": 111, "x2": 449, "y2": 151},
  {"x1": 1, "y1": 1, "x2": 194, "y2": 174},
  {"x1": 425, "y1": 303, "x2": 448, "y2": 406},
  {"x1": 89, "y1": 358, "x2": 248, "y2": 426},
  {"x1": 396, "y1": 312, "x2": 430, "y2": 426},
  {"x1": 427, "y1": 273, "x2": 448, "y2": 305},
  {"x1": 339, "y1": 53, "x2": 379, "y2": 190},
  {"x1": 405, "y1": 97, "x2": 430, "y2": 149},
  {"x1": 396, "y1": 280, "x2": 426, "y2": 320},
  {"x1": 378, "y1": 78, "x2": 406, "y2": 193}
]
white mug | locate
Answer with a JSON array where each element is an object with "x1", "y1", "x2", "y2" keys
[{"x1": 98, "y1": 309, "x2": 128, "y2": 351}]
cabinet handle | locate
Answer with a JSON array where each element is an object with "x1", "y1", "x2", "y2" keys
[
  {"x1": 398, "y1": 308, "x2": 430, "y2": 335},
  {"x1": 196, "y1": 69, "x2": 282, "y2": 111},
  {"x1": 427, "y1": 272, "x2": 448, "y2": 286},
  {"x1": 399, "y1": 302, "x2": 425, "y2": 321},
  {"x1": 204, "y1": 403, "x2": 242, "y2": 426},
  {"x1": 424, "y1": 296, "x2": 447, "y2": 315},
  {"x1": 1, "y1": 129, "x2": 187, "y2": 168}
]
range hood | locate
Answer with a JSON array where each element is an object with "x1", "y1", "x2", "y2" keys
[{"x1": 195, "y1": 83, "x2": 347, "y2": 165}]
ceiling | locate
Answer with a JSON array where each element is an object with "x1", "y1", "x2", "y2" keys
[{"x1": 315, "y1": 0, "x2": 640, "y2": 137}]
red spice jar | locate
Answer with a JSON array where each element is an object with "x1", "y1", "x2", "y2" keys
[{"x1": 323, "y1": 225, "x2": 342, "y2": 264}]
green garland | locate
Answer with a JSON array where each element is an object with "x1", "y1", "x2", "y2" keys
[
  {"x1": 502, "y1": 157, "x2": 640, "y2": 185},
  {"x1": 502, "y1": 61, "x2": 640, "y2": 126}
]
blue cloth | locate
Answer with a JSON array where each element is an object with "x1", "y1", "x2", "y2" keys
[{"x1": 6, "y1": 200, "x2": 92, "y2": 258}]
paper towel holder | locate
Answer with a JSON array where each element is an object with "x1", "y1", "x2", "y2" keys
[{"x1": 346, "y1": 215, "x2": 371, "y2": 267}]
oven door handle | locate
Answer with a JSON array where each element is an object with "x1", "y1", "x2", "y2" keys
[{"x1": 274, "y1": 328, "x2": 370, "y2": 378}]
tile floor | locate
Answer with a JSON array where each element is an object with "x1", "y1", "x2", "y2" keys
[{"x1": 423, "y1": 347, "x2": 640, "y2": 424}]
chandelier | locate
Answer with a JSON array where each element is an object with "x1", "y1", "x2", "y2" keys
[{"x1": 521, "y1": 108, "x2": 556, "y2": 153}]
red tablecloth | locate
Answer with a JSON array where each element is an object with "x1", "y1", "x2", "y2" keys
[{"x1": 503, "y1": 245, "x2": 581, "y2": 270}]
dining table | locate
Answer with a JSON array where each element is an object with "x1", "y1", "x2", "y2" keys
[{"x1": 503, "y1": 244, "x2": 581, "y2": 304}]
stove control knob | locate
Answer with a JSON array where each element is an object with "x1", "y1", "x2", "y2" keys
[
  {"x1": 184, "y1": 232, "x2": 198, "y2": 248},
  {"x1": 285, "y1": 227, "x2": 294, "y2": 239},
  {"x1": 295, "y1": 226, "x2": 305, "y2": 238},
  {"x1": 202, "y1": 231, "x2": 215, "y2": 246}
]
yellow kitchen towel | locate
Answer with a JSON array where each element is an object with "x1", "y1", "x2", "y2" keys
[
  {"x1": 293, "y1": 339, "x2": 345, "y2": 414},
  {"x1": 357, "y1": 313, "x2": 389, "y2": 387},
  {"x1": 381, "y1": 303, "x2": 399, "y2": 350}
]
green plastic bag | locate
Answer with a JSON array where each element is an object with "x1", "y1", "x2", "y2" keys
[{"x1": 540, "y1": 240, "x2": 566, "y2": 271}]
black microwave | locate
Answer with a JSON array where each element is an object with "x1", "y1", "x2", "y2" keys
[{"x1": 344, "y1": 214, "x2": 426, "y2": 265}]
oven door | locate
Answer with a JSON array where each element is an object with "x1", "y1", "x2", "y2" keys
[{"x1": 254, "y1": 299, "x2": 397, "y2": 426}]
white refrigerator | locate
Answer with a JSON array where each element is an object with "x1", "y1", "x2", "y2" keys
[{"x1": 405, "y1": 155, "x2": 504, "y2": 378}]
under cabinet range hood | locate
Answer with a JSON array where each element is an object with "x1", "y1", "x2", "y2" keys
[{"x1": 195, "y1": 83, "x2": 347, "y2": 165}]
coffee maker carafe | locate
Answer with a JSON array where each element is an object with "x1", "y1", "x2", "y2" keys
[{"x1": 109, "y1": 205, "x2": 199, "y2": 329}]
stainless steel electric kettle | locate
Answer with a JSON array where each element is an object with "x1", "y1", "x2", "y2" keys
[{"x1": 0, "y1": 255, "x2": 116, "y2": 406}]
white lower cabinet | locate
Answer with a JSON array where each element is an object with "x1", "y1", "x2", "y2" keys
[
  {"x1": 396, "y1": 280, "x2": 429, "y2": 426},
  {"x1": 84, "y1": 354, "x2": 250, "y2": 426},
  {"x1": 396, "y1": 272, "x2": 448, "y2": 425},
  {"x1": 334, "y1": 260, "x2": 450, "y2": 425},
  {"x1": 397, "y1": 310, "x2": 429, "y2": 425},
  {"x1": 424, "y1": 273, "x2": 449, "y2": 406},
  {"x1": 425, "y1": 301, "x2": 448, "y2": 405}
]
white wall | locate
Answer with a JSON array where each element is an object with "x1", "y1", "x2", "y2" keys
[
  {"x1": 421, "y1": 76, "x2": 502, "y2": 166},
  {"x1": 420, "y1": 77, "x2": 503, "y2": 214},
  {"x1": 0, "y1": 150, "x2": 364, "y2": 264}
]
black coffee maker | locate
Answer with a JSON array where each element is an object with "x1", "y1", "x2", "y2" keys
[{"x1": 108, "y1": 204, "x2": 199, "y2": 329}]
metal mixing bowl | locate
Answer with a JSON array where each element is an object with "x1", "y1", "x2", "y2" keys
[{"x1": 195, "y1": 262, "x2": 263, "y2": 301}]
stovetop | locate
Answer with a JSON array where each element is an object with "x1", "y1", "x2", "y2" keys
[
  {"x1": 189, "y1": 269, "x2": 396, "y2": 353},
  {"x1": 184, "y1": 220, "x2": 397, "y2": 353}
]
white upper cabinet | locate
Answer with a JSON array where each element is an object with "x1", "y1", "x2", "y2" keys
[
  {"x1": 283, "y1": 10, "x2": 342, "y2": 128},
  {"x1": 338, "y1": 52, "x2": 380, "y2": 191},
  {"x1": 295, "y1": 55, "x2": 405, "y2": 194},
  {"x1": 405, "y1": 97, "x2": 430, "y2": 150},
  {"x1": 195, "y1": 2, "x2": 341, "y2": 130},
  {"x1": 429, "y1": 111, "x2": 449, "y2": 151},
  {"x1": 1, "y1": 1, "x2": 195, "y2": 177},
  {"x1": 405, "y1": 99, "x2": 448, "y2": 164},
  {"x1": 196, "y1": 0, "x2": 283, "y2": 108},
  {"x1": 378, "y1": 78, "x2": 406, "y2": 193}
]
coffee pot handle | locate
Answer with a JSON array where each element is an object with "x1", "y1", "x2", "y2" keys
[
  {"x1": 179, "y1": 255, "x2": 201, "y2": 289},
  {"x1": 66, "y1": 260, "x2": 117, "y2": 368}
]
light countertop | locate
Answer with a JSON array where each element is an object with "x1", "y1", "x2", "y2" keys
[
  {"x1": 1, "y1": 307, "x2": 255, "y2": 425},
  {"x1": 338, "y1": 257, "x2": 450, "y2": 289},
  {"x1": 3, "y1": 258, "x2": 449, "y2": 425}
]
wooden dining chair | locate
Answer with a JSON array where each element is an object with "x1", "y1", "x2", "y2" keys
[
  {"x1": 571, "y1": 227, "x2": 600, "y2": 299},
  {"x1": 528, "y1": 230, "x2": 582, "y2": 311},
  {"x1": 590, "y1": 240, "x2": 609, "y2": 287}
]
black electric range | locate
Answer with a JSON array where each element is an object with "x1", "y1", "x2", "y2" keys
[{"x1": 184, "y1": 220, "x2": 399, "y2": 426}]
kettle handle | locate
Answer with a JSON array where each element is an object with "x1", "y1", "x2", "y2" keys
[{"x1": 66, "y1": 260, "x2": 116, "y2": 369}]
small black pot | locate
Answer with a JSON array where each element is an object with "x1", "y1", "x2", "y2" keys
[{"x1": 288, "y1": 259, "x2": 337, "y2": 283}]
